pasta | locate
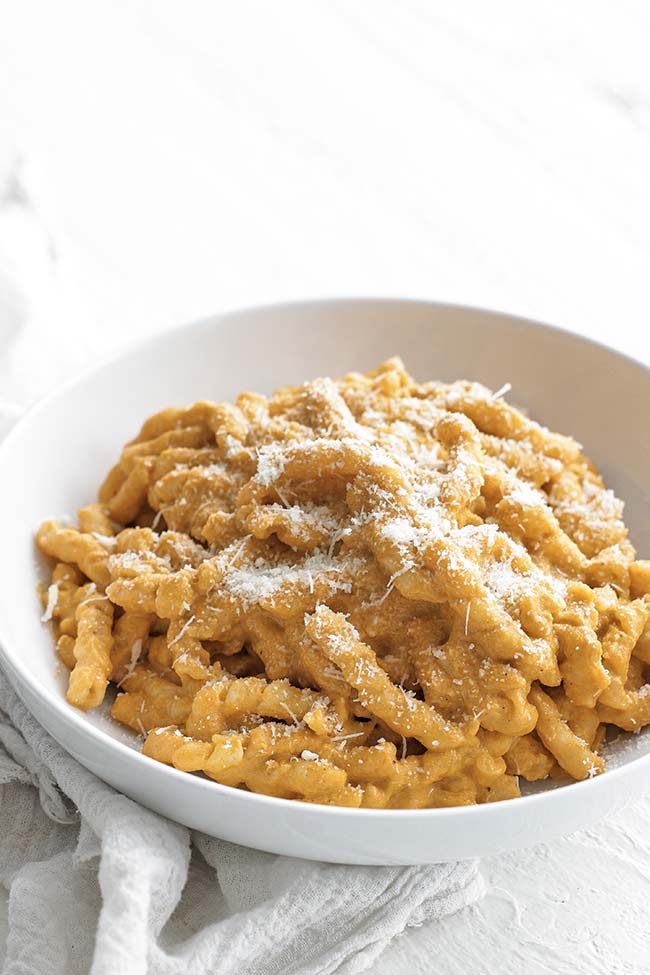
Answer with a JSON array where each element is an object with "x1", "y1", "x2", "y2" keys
[{"x1": 36, "y1": 358, "x2": 650, "y2": 808}]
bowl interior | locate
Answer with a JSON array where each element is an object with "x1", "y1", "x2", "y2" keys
[{"x1": 1, "y1": 299, "x2": 650, "y2": 784}]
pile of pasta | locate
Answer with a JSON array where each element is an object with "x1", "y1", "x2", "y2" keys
[{"x1": 36, "y1": 359, "x2": 650, "y2": 808}]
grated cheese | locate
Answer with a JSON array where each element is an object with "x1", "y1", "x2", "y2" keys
[
  {"x1": 168, "y1": 615, "x2": 196, "y2": 647},
  {"x1": 41, "y1": 583, "x2": 59, "y2": 623},
  {"x1": 117, "y1": 639, "x2": 144, "y2": 688},
  {"x1": 491, "y1": 382, "x2": 512, "y2": 399},
  {"x1": 92, "y1": 532, "x2": 118, "y2": 548}
]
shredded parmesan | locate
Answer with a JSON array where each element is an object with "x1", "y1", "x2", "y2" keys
[
  {"x1": 492, "y1": 382, "x2": 512, "y2": 399},
  {"x1": 168, "y1": 615, "x2": 196, "y2": 647},
  {"x1": 92, "y1": 532, "x2": 117, "y2": 548},
  {"x1": 41, "y1": 583, "x2": 59, "y2": 623},
  {"x1": 117, "y1": 639, "x2": 144, "y2": 688}
]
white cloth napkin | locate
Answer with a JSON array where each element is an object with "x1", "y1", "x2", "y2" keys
[{"x1": 0, "y1": 404, "x2": 484, "y2": 975}]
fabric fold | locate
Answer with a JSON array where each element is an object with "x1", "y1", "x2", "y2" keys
[{"x1": 0, "y1": 669, "x2": 482, "y2": 975}]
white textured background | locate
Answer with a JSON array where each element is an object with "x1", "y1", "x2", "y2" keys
[{"x1": 1, "y1": 2, "x2": 650, "y2": 971}]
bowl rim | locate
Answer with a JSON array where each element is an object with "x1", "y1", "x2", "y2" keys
[{"x1": 1, "y1": 294, "x2": 649, "y2": 821}]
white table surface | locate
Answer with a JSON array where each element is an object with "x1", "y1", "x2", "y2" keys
[{"x1": 1, "y1": 2, "x2": 650, "y2": 971}]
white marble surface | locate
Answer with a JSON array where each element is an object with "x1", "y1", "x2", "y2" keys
[{"x1": 1, "y1": 2, "x2": 650, "y2": 971}]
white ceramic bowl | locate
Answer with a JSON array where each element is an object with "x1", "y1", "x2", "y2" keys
[{"x1": 1, "y1": 299, "x2": 649, "y2": 865}]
